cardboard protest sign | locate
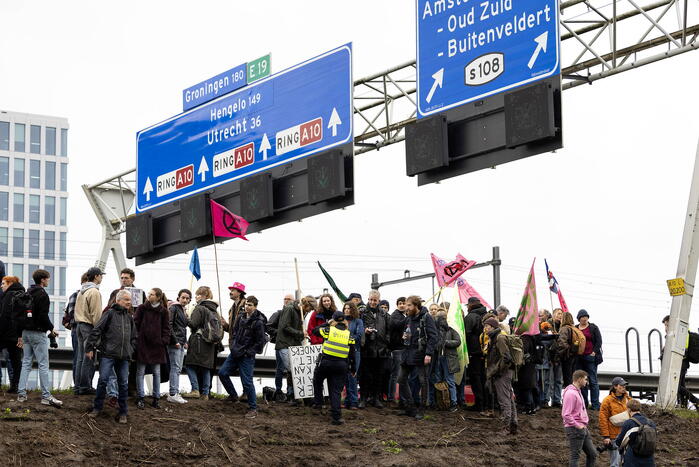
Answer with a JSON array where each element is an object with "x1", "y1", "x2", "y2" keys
[
  {"x1": 289, "y1": 344, "x2": 328, "y2": 399},
  {"x1": 125, "y1": 287, "x2": 144, "y2": 307}
]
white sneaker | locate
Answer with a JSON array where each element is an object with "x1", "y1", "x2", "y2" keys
[
  {"x1": 167, "y1": 394, "x2": 187, "y2": 404},
  {"x1": 41, "y1": 396, "x2": 63, "y2": 408},
  {"x1": 16, "y1": 394, "x2": 27, "y2": 402}
]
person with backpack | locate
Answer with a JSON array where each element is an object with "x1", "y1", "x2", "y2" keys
[
  {"x1": 614, "y1": 398, "x2": 657, "y2": 466},
  {"x1": 343, "y1": 300, "x2": 364, "y2": 410},
  {"x1": 484, "y1": 317, "x2": 519, "y2": 434},
  {"x1": 274, "y1": 297, "x2": 306, "y2": 403},
  {"x1": 464, "y1": 297, "x2": 488, "y2": 413},
  {"x1": 183, "y1": 286, "x2": 221, "y2": 400},
  {"x1": 562, "y1": 369, "x2": 597, "y2": 467},
  {"x1": 167, "y1": 289, "x2": 191, "y2": 404},
  {"x1": 74, "y1": 266, "x2": 105, "y2": 395},
  {"x1": 396, "y1": 295, "x2": 437, "y2": 420},
  {"x1": 270, "y1": 294, "x2": 294, "y2": 402},
  {"x1": 428, "y1": 308, "x2": 460, "y2": 412},
  {"x1": 557, "y1": 311, "x2": 581, "y2": 387},
  {"x1": 575, "y1": 309, "x2": 603, "y2": 410},
  {"x1": 219, "y1": 295, "x2": 267, "y2": 419},
  {"x1": 599, "y1": 377, "x2": 631, "y2": 467},
  {"x1": 16, "y1": 269, "x2": 62, "y2": 407},
  {"x1": 0, "y1": 276, "x2": 24, "y2": 394},
  {"x1": 85, "y1": 290, "x2": 137, "y2": 424},
  {"x1": 661, "y1": 315, "x2": 699, "y2": 409},
  {"x1": 62, "y1": 273, "x2": 87, "y2": 393},
  {"x1": 134, "y1": 288, "x2": 171, "y2": 410}
]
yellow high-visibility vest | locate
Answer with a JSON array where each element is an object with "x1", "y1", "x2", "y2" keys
[{"x1": 320, "y1": 326, "x2": 355, "y2": 359}]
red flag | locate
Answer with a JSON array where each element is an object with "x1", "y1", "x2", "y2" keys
[
  {"x1": 455, "y1": 277, "x2": 491, "y2": 310},
  {"x1": 431, "y1": 253, "x2": 477, "y2": 288},
  {"x1": 210, "y1": 200, "x2": 249, "y2": 240}
]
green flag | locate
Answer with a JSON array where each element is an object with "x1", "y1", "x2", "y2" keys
[
  {"x1": 317, "y1": 261, "x2": 348, "y2": 302},
  {"x1": 447, "y1": 287, "x2": 469, "y2": 383}
]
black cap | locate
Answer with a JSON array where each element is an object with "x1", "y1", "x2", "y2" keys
[
  {"x1": 378, "y1": 300, "x2": 389, "y2": 308},
  {"x1": 577, "y1": 309, "x2": 590, "y2": 320},
  {"x1": 467, "y1": 297, "x2": 481, "y2": 304},
  {"x1": 611, "y1": 377, "x2": 628, "y2": 387},
  {"x1": 332, "y1": 311, "x2": 346, "y2": 322},
  {"x1": 348, "y1": 293, "x2": 362, "y2": 301},
  {"x1": 87, "y1": 267, "x2": 105, "y2": 277}
]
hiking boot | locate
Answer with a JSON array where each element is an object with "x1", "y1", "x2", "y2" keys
[
  {"x1": 87, "y1": 409, "x2": 101, "y2": 418},
  {"x1": 509, "y1": 422, "x2": 519, "y2": 435},
  {"x1": 151, "y1": 397, "x2": 161, "y2": 409},
  {"x1": 181, "y1": 390, "x2": 200, "y2": 399},
  {"x1": 372, "y1": 399, "x2": 384, "y2": 409},
  {"x1": 41, "y1": 396, "x2": 63, "y2": 408},
  {"x1": 136, "y1": 398, "x2": 145, "y2": 410},
  {"x1": 167, "y1": 394, "x2": 187, "y2": 404},
  {"x1": 107, "y1": 396, "x2": 118, "y2": 408},
  {"x1": 449, "y1": 404, "x2": 459, "y2": 413},
  {"x1": 399, "y1": 408, "x2": 417, "y2": 417},
  {"x1": 414, "y1": 411, "x2": 425, "y2": 421},
  {"x1": 16, "y1": 394, "x2": 27, "y2": 403},
  {"x1": 79, "y1": 388, "x2": 96, "y2": 396},
  {"x1": 274, "y1": 390, "x2": 287, "y2": 403},
  {"x1": 289, "y1": 400, "x2": 300, "y2": 407},
  {"x1": 117, "y1": 414, "x2": 128, "y2": 424},
  {"x1": 311, "y1": 403, "x2": 323, "y2": 410},
  {"x1": 331, "y1": 418, "x2": 345, "y2": 425},
  {"x1": 225, "y1": 394, "x2": 238, "y2": 403},
  {"x1": 201, "y1": 394, "x2": 209, "y2": 401},
  {"x1": 245, "y1": 409, "x2": 257, "y2": 419}
]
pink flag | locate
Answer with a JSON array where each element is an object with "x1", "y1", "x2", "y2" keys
[
  {"x1": 456, "y1": 277, "x2": 492, "y2": 310},
  {"x1": 431, "y1": 253, "x2": 477, "y2": 288},
  {"x1": 557, "y1": 290, "x2": 569, "y2": 314},
  {"x1": 210, "y1": 200, "x2": 249, "y2": 240},
  {"x1": 513, "y1": 258, "x2": 540, "y2": 336}
]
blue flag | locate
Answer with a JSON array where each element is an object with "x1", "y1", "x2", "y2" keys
[{"x1": 189, "y1": 248, "x2": 201, "y2": 280}]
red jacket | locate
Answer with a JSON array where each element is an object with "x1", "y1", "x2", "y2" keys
[{"x1": 306, "y1": 310, "x2": 333, "y2": 345}]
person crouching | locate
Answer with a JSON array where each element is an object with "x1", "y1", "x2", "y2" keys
[
  {"x1": 312, "y1": 310, "x2": 356, "y2": 425},
  {"x1": 85, "y1": 290, "x2": 137, "y2": 423}
]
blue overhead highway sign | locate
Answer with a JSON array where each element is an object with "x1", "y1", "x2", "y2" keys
[
  {"x1": 416, "y1": 0, "x2": 560, "y2": 118},
  {"x1": 137, "y1": 44, "x2": 353, "y2": 213}
]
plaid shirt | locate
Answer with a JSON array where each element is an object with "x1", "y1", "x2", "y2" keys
[{"x1": 63, "y1": 289, "x2": 79, "y2": 328}]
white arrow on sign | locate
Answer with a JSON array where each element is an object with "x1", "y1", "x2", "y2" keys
[
  {"x1": 328, "y1": 107, "x2": 342, "y2": 137},
  {"x1": 198, "y1": 156, "x2": 209, "y2": 182},
  {"x1": 527, "y1": 32, "x2": 549, "y2": 69},
  {"x1": 143, "y1": 177, "x2": 153, "y2": 202},
  {"x1": 425, "y1": 68, "x2": 444, "y2": 104},
  {"x1": 259, "y1": 133, "x2": 272, "y2": 160}
]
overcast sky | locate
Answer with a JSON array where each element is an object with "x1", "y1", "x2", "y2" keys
[{"x1": 1, "y1": 1, "x2": 698, "y2": 374}]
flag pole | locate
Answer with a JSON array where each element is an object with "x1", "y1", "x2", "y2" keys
[{"x1": 212, "y1": 232, "x2": 223, "y2": 310}]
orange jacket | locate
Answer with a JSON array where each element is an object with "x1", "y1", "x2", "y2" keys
[{"x1": 599, "y1": 393, "x2": 630, "y2": 439}]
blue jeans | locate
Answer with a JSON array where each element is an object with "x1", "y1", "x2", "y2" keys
[
  {"x1": 274, "y1": 348, "x2": 292, "y2": 395},
  {"x1": 70, "y1": 328, "x2": 78, "y2": 387},
  {"x1": 345, "y1": 350, "x2": 361, "y2": 407},
  {"x1": 107, "y1": 371, "x2": 118, "y2": 397},
  {"x1": 576, "y1": 354, "x2": 600, "y2": 409},
  {"x1": 429, "y1": 356, "x2": 457, "y2": 405},
  {"x1": 18, "y1": 330, "x2": 51, "y2": 399},
  {"x1": 168, "y1": 346, "x2": 185, "y2": 396},
  {"x1": 219, "y1": 353, "x2": 257, "y2": 410},
  {"x1": 609, "y1": 444, "x2": 621, "y2": 467},
  {"x1": 136, "y1": 362, "x2": 161, "y2": 398},
  {"x1": 94, "y1": 357, "x2": 129, "y2": 415},
  {"x1": 543, "y1": 361, "x2": 563, "y2": 405},
  {"x1": 76, "y1": 323, "x2": 95, "y2": 392},
  {"x1": 186, "y1": 365, "x2": 211, "y2": 395}
]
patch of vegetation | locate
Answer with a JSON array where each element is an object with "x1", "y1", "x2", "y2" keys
[
  {"x1": 0, "y1": 407, "x2": 30, "y2": 421},
  {"x1": 381, "y1": 440, "x2": 402, "y2": 454},
  {"x1": 673, "y1": 408, "x2": 699, "y2": 420},
  {"x1": 363, "y1": 427, "x2": 378, "y2": 434}
]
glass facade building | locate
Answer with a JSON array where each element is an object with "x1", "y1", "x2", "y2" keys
[{"x1": 0, "y1": 110, "x2": 69, "y2": 389}]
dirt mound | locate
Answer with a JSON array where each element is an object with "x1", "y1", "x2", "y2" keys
[{"x1": 0, "y1": 391, "x2": 697, "y2": 466}]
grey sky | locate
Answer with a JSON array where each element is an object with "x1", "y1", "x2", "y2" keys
[{"x1": 1, "y1": 1, "x2": 698, "y2": 373}]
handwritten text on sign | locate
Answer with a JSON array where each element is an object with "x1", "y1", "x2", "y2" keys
[{"x1": 289, "y1": 344, "x2": 328, "y2": 399}]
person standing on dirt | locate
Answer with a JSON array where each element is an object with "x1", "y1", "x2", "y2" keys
[
  {"x1": 343, "y1": 301, "x2": 364, "y2": 410},
  {"x1": 0, "y1": 275, "x2": 24, "y2": 394},
  {"x1": 74, "y1": 267, "x2": 104, "y2": 395},
  {"x1": 396, "y1": 295, "x2": 437, "y2": 420},
  {"x1": 219, "y1": 295, "x2": 267, "y2": 420},
  {"x1": 484, "y1": 317, "x2": 518, "y2": 435},
  {"x1": 562, "y1": 369, "x2": 597, "y2": 467},
  {"x1": 428, "y1": 308, "x2": 460, "y2": 412},
  {"x1": 359, "y1": 289, "x2": 391, "y2": 409},
  {"x1": 661, "y1": 315, "x2": 699, "y2": 409},
  {"x1": 167, "y1": 289, "x2": 191, "y2": 404},
  {"x1": 599, "y1": 376, "x2": 631, "y2": 467},
  {"x1": 575, "y1": 310, "x2": 603, "y2": 410},
  {"x1": 86, "y1": 290, "x2": 137, "y2": 424},
  {"x1": 312, "y1": 310, "x2": 357, "y2": 425},
  {"x1": 307, "y1": 293, "x2": 337, "y2": 345},
  {"x1": 464, "y1": 297, "x2": 488, "y2": 413},
  {"x1": 221, "y1": 281, "x2": 246, "y2": 344},
  {"x1": 272, "y1": 293, "x2": 295, "y2": 402},
  {"x1": 134, "y1": 288, "x2": 170, "y2": 410},
  {"x1": 182, "y1": 286, "x2": 219, "y2": 400},
  {"x1": 275, "y1": 298, "x2": 306, "y2": 404},
  {"x1": 388, "y1": 296, "x2": 408, "y2": 406},
  {"x1": 557, "y1": 311, "x2": 578, "y2": 388}
]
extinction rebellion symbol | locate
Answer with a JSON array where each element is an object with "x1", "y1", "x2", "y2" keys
[{"x1": 223, "y1": 211, "x2": 242, "y2": 236}]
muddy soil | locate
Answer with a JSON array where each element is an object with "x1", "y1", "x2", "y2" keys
[{"x1": 0, "y1": 391, "x2": 697, "y2": 466}]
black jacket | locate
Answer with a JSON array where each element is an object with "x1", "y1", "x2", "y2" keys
[
  {"x1": 388, "y1": 309, "x2": 409, "y2": 351},
  {"x1": 360, "y1": 306, "x2": 391, "y2": 358},
  {"x1": 168, "y1": 303, "x2": 189, "y2": 346},
  {"x1": 402, "y1": 307, "x2": 438, "y2": 366},
  {"x1": 24, "y1": 284, "x2": 54, "y2": 333},
  {"x1": 275, "y1": 302, "x2": 304, "y2": 350},
  {"x1": 0, "y1": 282, "x2": 24, "y2": 341},
  {"x1": 85, "y1": 303, "x2": 137, "y2": 361},
  {"x1": 576, "y1": 322, "x2": 604, "y2": 365},
  {"x1": 230, "y1": 309, "x2": 267, "y2": 359},
  {"x1": 464, "y1": 305, "x2": 487, "y2": 357}
]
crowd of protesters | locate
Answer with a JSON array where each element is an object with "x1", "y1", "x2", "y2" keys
[{"x1": 0, "y1": 265, "x2": 686, "y2": 464}]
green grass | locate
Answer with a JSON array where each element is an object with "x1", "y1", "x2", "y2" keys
[
  {"x1": 673, "y1": 408, "x2": 699, "y2": 419},
  {"x1": 381, "y1": 440, "x2": 402, "y2": 454}
]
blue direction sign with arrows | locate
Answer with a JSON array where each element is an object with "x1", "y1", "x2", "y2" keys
[
  {"x1": 136, "y1": 44, "x2": 352, "y2": 212},
  {"x1": 416, "y1": 0, "x2": 559, "y2": 118}
]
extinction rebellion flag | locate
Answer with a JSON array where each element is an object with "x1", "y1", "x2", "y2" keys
[
  {"x1": 431, "y1": 253, "x2": 477, "y2": 288},
  {"x1": 210, "y1": 200, "x2": 249, "y2": 240}
]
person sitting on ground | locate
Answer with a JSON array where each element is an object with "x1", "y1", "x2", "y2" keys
[
  {"x1": 182, "y1": 286, "x2": 220, "y2": 400},
  {"x1": 599, "y1": 376, "x2": 631, "y2": 467},
  {"x1": 134, "y1": 288, "x2": 171, "y2": 409},
  {"x1": 615, "y1": 398, "x2": 657, "y2": 467},
  {"x1": 312, "y1": 310, "x2": 357, "y2": 425},
  {"x1": 86, "y1": 290, "x2": 137, "y2": 423}
]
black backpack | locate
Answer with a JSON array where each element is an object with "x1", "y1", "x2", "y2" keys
[
  {"x1": 266, "y1": 311, "x2": 280, "y2": 344},
  {"x1": 686, "y1": 331, "x2": 699, "y2": 364},
  {"x1": 198, "y1": 308, "x2": 224, "y2": 344},
  {"x1": 11, "y1": 291, "x2": 35, "y2": 330},
  {"x1": 630, "y1": 418, "x2": 657, "y2": 458}
]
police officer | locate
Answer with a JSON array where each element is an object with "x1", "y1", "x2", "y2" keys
[{"x1": 312, "y1": 310, "x2": 356, "y2": 425}]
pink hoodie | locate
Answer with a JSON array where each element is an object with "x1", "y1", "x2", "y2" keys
[{"x1": 561, "y1": 384, "x2": 589, "y2": 428}]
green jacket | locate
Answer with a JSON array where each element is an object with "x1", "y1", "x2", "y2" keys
[{"x1": 275, "y1": 302, "x2": 304, "y2": 350}]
